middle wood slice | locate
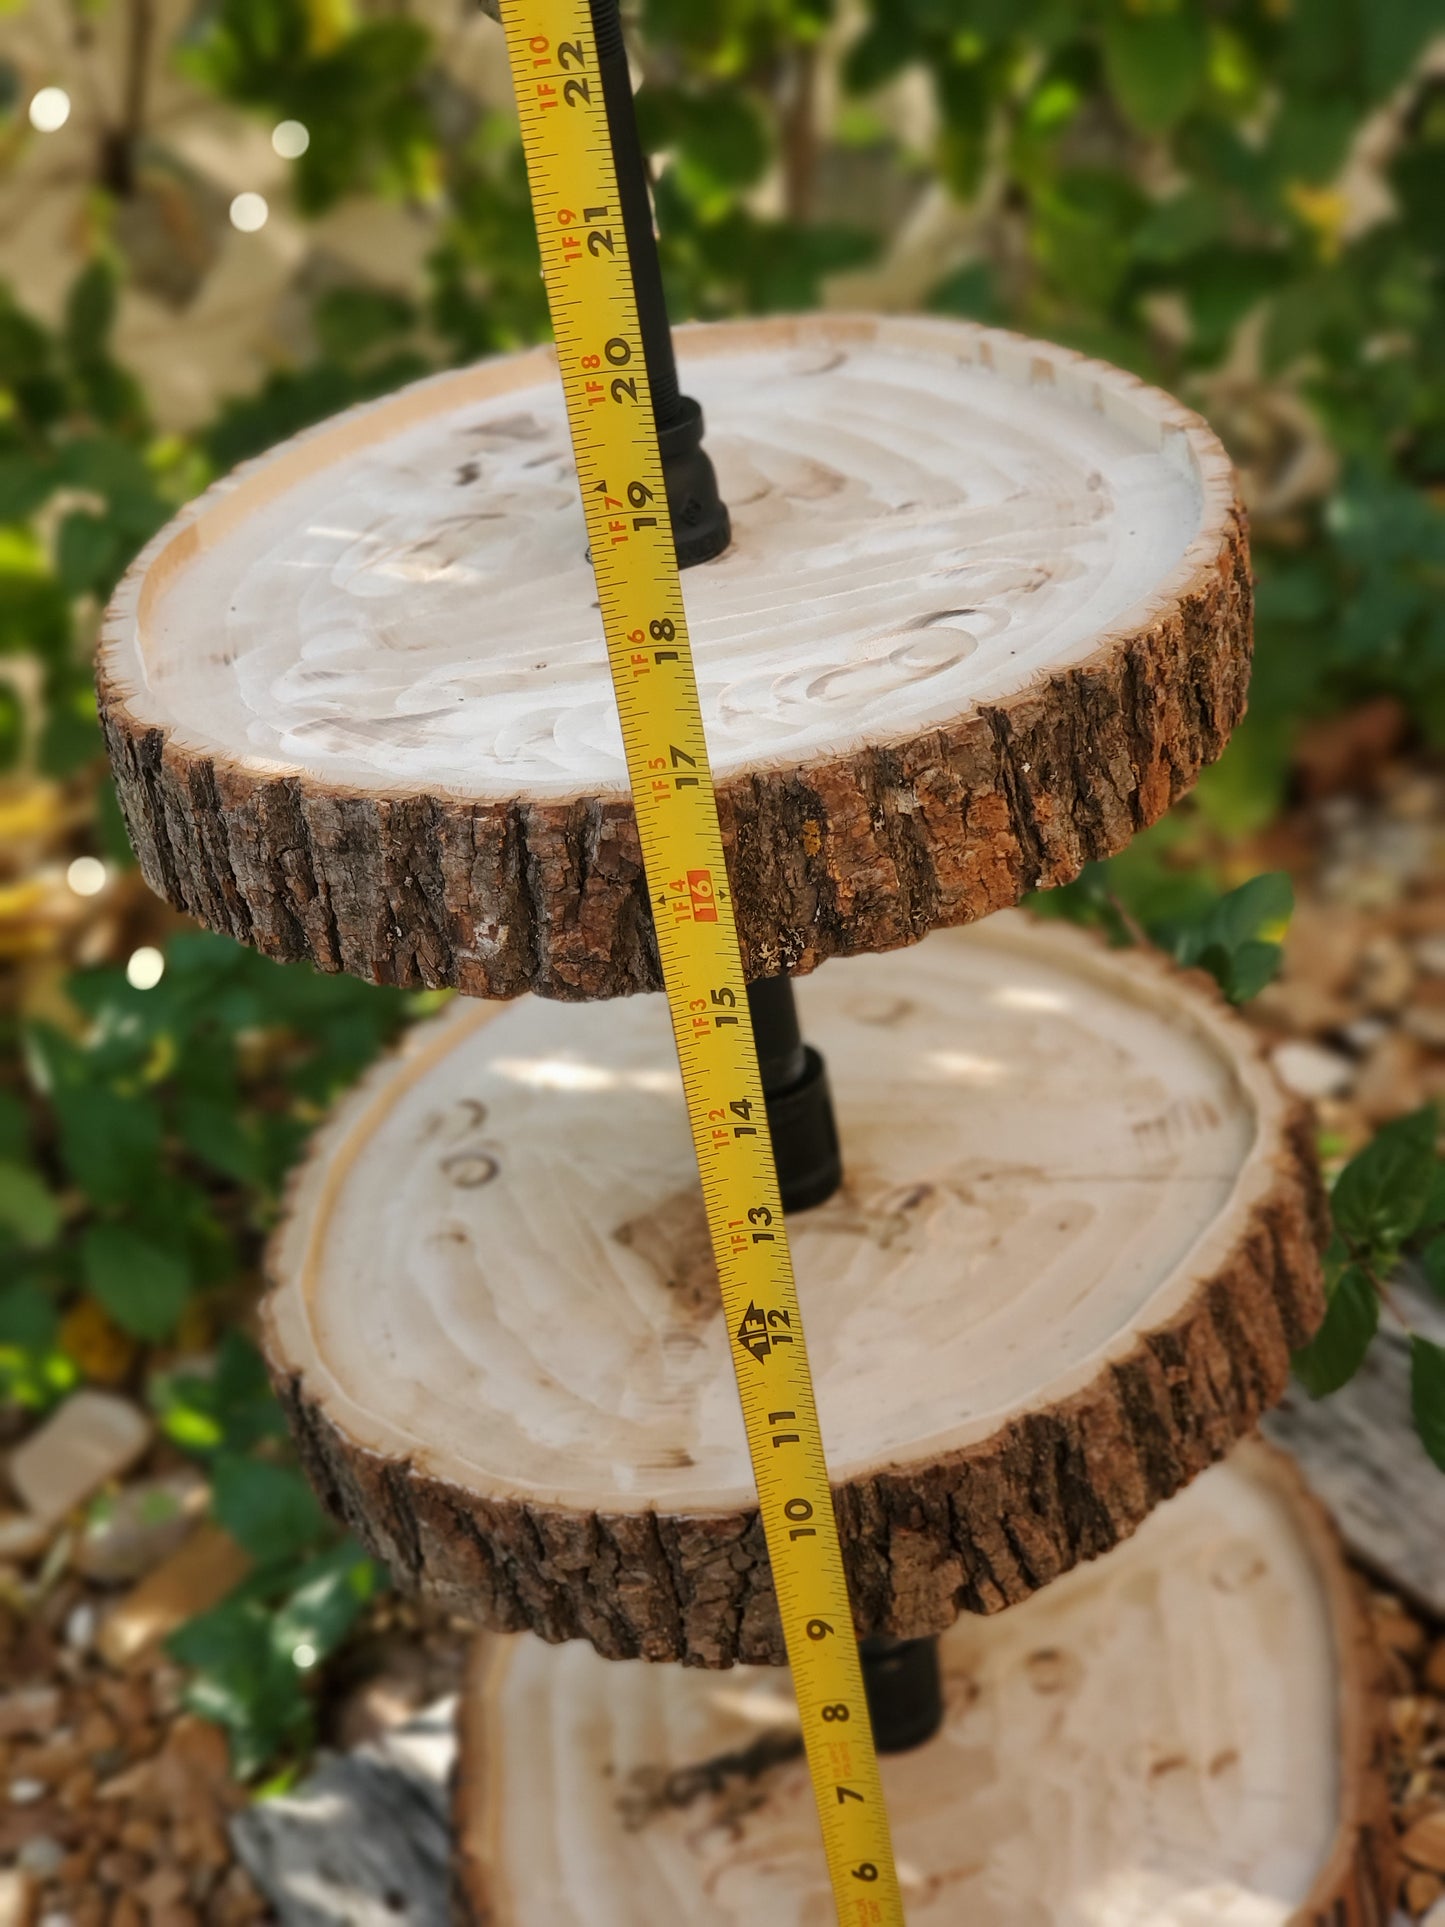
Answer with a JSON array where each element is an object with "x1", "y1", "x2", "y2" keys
[{"x1": 264, "y1": 913, "x2": 1324, "y2": 1667}]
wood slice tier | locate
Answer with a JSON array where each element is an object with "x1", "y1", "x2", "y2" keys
[
  {"x1": 99, "y1": 315, "x2": 1249, "y2": 1001},
  {"x1": 264, "y1": 916, "x2": 1324, "y2": 1665},
  {"x1": 454, "y1": 1446, "x2": 1392, "y2": 1927}
]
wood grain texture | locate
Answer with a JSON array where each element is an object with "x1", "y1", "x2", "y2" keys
[
  {"x1": 263, "y1": 916, "x2": 1325, "y2": 1666},
  {"x1": 453, "y1": 1446, "x2": 1393, "y2": 1927},
  {"x1": 98, "y1": 315, "x2": 1250, "y2": 1000}
]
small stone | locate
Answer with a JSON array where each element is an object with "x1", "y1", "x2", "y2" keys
[
  {"x1": 0, "y1": 1688, "x2": 60, "y2": 1740},
  {"x1": 1284, "y1": 901, "x2": 1371, "y2": 995},
  {"x1": 1272, "y1": 1039, "x2": 1355, "y2": 1100},
  {"x1": 1392, "y1": 1696, "x2": 1429, "y2": 1748},
  {"x1": 1341, "y1": 1015, "x2": 1392, "y2": 1054},
  {"x1": 1249, "y1": 978, "x2": 1350, "y2": 1037},
  {"x1": 97, "y1": 1526, "x2": 249, "y2": 1669},
  {"x1": 78, "y1": 1708, "x2": 119, "y2": 1755},
  {"x1": 167, "y1": 1712, "x2": 232, "y2": 1780},
  {"x1": 64, "y1": 1603, "x2": 96, "y2": 1653},
  {"x1": 8, "y1": 1778, "x2": 45, "y2": 1804},
  {"x1": 1404, "y1": 1004, "x2": 1445, "y2": 1051},
  {"x1": 57, "y1": 1766, "x2": 95, "y2": 1810},
  {"x1": 73, "y1": 1473, "x2": 206, "y2": 1586},
  {"x1": 6, "y1": 1395, "x2": 152, "y2": 1525},
  {"x1": 1386, "y1": 772, "x2": 1443, "y2": 822},
  {"x1": 1402, "y1": 1808, "x2": 1445, "y2": 1875},
  {"x1": 96, "y1": 1850, "x2": 146, "y2": 1889},
  {"x1": 134, "y1": 1871, "x2": 184, "y2": 1912},
  {"x1": 118, "y1": 1817, "x2": 161, "y2": 1856},
  {"x1": 16, "y1": 1836, "x2": 62, "y2": 1878},
  {"x1": 1355, "y1": 1030, "x2": 1426, "y2": 1124},
  {"x1": 1425, "y1": 1899, "x2": 1445, "y2": 1927},
  {"x1": 0, "y1": 1514, "x2": 49, "y2": 1563},
  {"x1": 26, "y1": 1732, "x2": 85, "y2": 1784},
  {"x1": 1358, "y1": 935, "x2": 1416, "y2": 1013},
  {"x1": 1374, "y1": 1604, "x2": 1428, "y2": 1661},
  {"x1": 1415, "y1": 934, "x2": 1445, "y2": 978}
]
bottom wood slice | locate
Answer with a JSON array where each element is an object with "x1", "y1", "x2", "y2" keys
[
  {"x1": 454, "y1": 1446, "x2": 1392, "y2": 1927},
  {"x1": 264, "y1": 914, "x2": 1326, "y2": 1666}
]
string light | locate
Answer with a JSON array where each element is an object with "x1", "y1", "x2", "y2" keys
[{"x1": 272, "y1": 120, "x2": 310, "y2": 159}]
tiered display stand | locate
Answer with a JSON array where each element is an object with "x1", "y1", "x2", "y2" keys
[{"x1": 99, "y1": 311, "x2": 1393, "y2": 1921}]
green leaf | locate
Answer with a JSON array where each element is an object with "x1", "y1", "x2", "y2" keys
[
  {"x1": 1332, "y1": 1108, "x2": 1439, "y2": 1252},
  {"x1": 1102, "y1": 6, "x2": 1208, "y2": 134},
  {"x1": 0, "y1": 1279, "x2": 59, "y2": 1352},
  {"x1": 1419, "y1": 1162, "x2": 1445, "y2": 1234},
  {"x1": 154, "y1": 1331, "x2": 287, "y2": 1457},
  {"x1": 64, "y1": 259, "x2": 118, "y2": 365},
  {"x1": 0, "y1": 1281, "x2": 77, "y2": 1407},
  {"x1": 0, "y1": 453, "x2": 55, "y2": 523},
  {"x1": 52, "y1": 1084, "x2": 162, "y2": 1207},
  {"x1": 1410, "y1": 1336, "x2": 1445, "y2": 1473},
  {"x1": 212, "y1": 1454, "x2": 326, "y2": 1566},
  {"x1": 175, "y1": 1094, "x2": 261, "y2": 1187},
  {"x1": 1292, "y1": 1264, "x2": 1379, "y2": 1397},
  {"x1": 1221, "y1": 937, "x2": 1284, "y2": 1003},
  {"x1": 81, "y1": 1224, "x2": 191, "y2": 1342},
  {"x1": 636, "y1": 84, "x2": 770, "y2": 194},
  {"x1": 1206, "y1": 873, "x2": 1293, "y2": 951},
  {"x1": 271, "y1": 1542, "x2": 381, "y2": 1668},
  {"x1": 0, "y1": 1093, "x2": 29, "y2": 1161},
  {"x1": 55, "y1": 511, "x2": 120, "y2": 599},
  {"x1": 169, "y1": 1594, "x2": 311, "y2": 1779},
  {"x1": 1162, "y1": 871, "x2": 1293, "y2": 1003},
  {"x1": 0, "y1": 1160, "x2": 61, "y2": 1249},
  {"x1": 1132, "y1": 187, "x2": 1228, "y2": 264},
  {"x1": 312, "y1": 287, "x2": 416, "y2": 365},
  {"x1": 1420, "y1": 1233, "x2": 1445, "y2": 1300}
]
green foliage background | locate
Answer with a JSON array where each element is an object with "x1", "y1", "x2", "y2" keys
[{"x1": 2, "y1": 0, "x2": 1444, "y2": 1773}]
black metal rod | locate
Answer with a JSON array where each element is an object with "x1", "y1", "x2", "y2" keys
[
  {"x1": 589, "y1": 0, "x2": 730, "y2": 565},
  {"x1": 745, "y1": 973, "x2": 808, "y2": 1092},
  {"x1": 746, "y1": 974, "x2": 842, "y2": 1214},
  {"x1": 861, "y1": 1636, "x2": 945, "y2": 1753},
  {"x1": 589, "y1": 0, "x2": 681, "y2": 424}
]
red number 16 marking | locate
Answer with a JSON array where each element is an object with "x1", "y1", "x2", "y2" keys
[{"x1": 687, "y1": 869, "x2": 717, "y2": 922}]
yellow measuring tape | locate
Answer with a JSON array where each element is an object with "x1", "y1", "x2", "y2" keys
[{"x1": 500, "y1": 5, "x2": 904, "y2": 1920}]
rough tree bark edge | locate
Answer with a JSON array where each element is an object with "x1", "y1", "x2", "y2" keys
[{"x1": 97, "y1": 314, "x2": 1252, "y2": 1002}]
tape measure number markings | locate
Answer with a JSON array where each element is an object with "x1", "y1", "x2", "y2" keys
[{"x1": 499, "y1": 6, "x2": 905, "y2": 1921}]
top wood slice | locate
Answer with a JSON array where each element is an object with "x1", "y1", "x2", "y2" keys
[{"x1": 99, "y1": 315, "x2": 1249, "y2": 1001}]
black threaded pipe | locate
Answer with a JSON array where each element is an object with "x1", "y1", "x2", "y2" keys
[{"x1": 588, "y1": 0, "x2": 730, "y2": 565}]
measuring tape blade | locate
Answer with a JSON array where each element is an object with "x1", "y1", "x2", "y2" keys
[{"x1": 500, "y1": 6, "x2": 904, "y2": 1920}]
